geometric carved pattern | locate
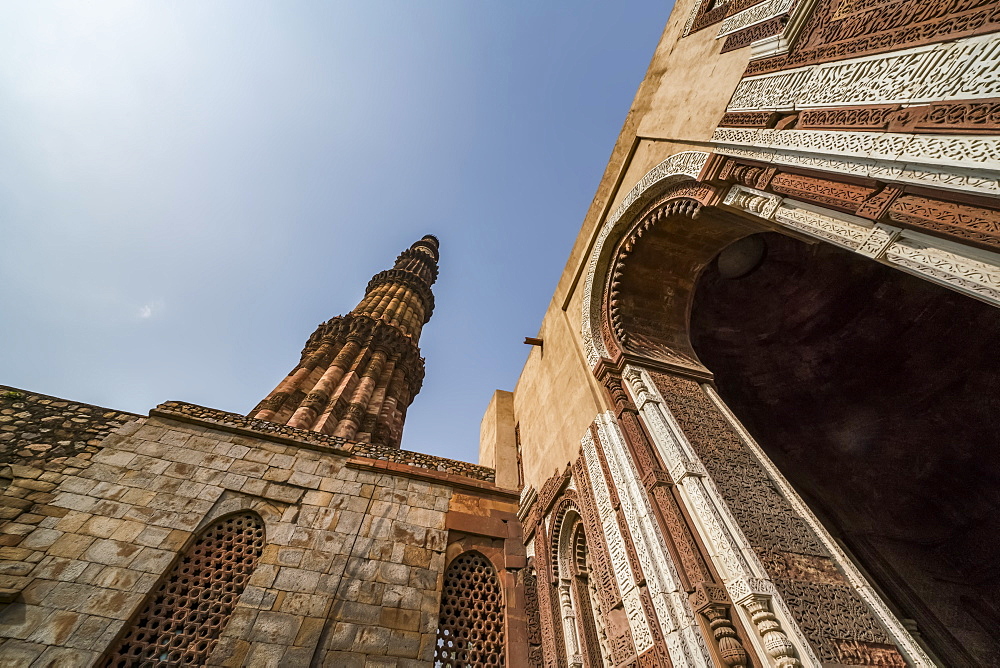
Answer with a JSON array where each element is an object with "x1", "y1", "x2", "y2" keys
[
  {"x1": 885, "y1": 235, "x2": 1000, "y2": 305},
  {"x1": 789, "y1": 99, "x2": 1000, "y2": 135},
  {"x1": 105, "y1": 513, "x2": 265, "y2": 667},
  {"x1": 572, "y1": 455, "x2": 623, "y2": 620},
  {"x1": 888, "y1": 195, "x2": 1000, "y2": 253},
  {"x1": 647, "y1": 372, "x2": 904, "y2": 662},
  {"x1": 775, "y1": 579, "x2": 907, "y2": 666},
  {"x1": 434, "y1": 551, "x2": 506, "y2": 667},
  {"x1": 532, "y1": 519, "x2": 569, "y2": 668},
  {"x1": 746, "y1": 0, "x2": 1000, "y2": 76},
  {"x1": 519, "y1": 567, "x2": 544, "y2": 667},
  {"x1": 712, "y1": 127, "x2": 1000, "y2": 175}
]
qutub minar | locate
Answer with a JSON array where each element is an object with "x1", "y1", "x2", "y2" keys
[
  {"x1": 2, "y1": 0, "x2": 1000, "y2": 666},
  {"x1": 250, "y1": 235, "x2": 440, "y2": 448}
]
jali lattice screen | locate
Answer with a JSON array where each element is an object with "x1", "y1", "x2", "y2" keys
[
  {"x1": 434, "y1": 551, "x2": 505, "y2": 666},
  {"x1": 104, "y1": 512, "x2": 265, "y2": 667}
]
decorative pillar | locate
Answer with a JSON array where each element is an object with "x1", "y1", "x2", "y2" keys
[
  {"x1": 249, "y1": 235, "x2": 438, "y2": 448},
  {"x1": 594, "y1": 361, "x2": 753, "y2": 668}
]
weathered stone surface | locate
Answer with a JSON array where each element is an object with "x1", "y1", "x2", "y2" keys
[
  {"x1": 0, "y1": 396, "x2": 519, "y2": 666},
  {"x1": 0, "y1": 387, "x2": 138, "y2": 470}
]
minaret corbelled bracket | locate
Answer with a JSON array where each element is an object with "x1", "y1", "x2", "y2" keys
[{"x1": 250, "y1": 235, "x2": 439, "y2": 448}]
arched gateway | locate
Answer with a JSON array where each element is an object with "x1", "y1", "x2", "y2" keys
[{"x1": 566, "y1": 150, "x2": 1000, "y2": 667}]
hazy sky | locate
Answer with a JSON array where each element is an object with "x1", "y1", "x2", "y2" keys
[{"x1": 0, "y1": 1, "x2": 671, "y2": 463}]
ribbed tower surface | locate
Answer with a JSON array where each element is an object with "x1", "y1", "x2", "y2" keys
[{"x1": 249, "y1": 235, "x2": 439, "y2": 448}]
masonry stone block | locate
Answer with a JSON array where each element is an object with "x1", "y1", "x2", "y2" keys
[
  {"x1": 273, "y1": 567, "x2": 321, "y2": 593},
  {"x1": 323, "y1": 650, "x2": 366, "y2": 667},
  {"x1": 243, "y1": 641, "x2": 284, "y2": 668},
  {"x1": 0, "y1": 603, "x2": 49, "y2": 640},
  {"x1": 18, "y1": 528, "x2": 62, "y2": 550},
  {"x1": 388, "y1": 629, "x2": 422, "y2": 657},
  {"x1": 355, "y1": 624, "x2": 392, "y2": 655},
  {"x1": 0, "y1": 639, "x2": 45, "y2": 665},
  {"x1": 247, "y1": 610, "x2": 303, "y2": 644},
  {"x1": 23, "y1": 608, "x2": 84, "y2": 646}
]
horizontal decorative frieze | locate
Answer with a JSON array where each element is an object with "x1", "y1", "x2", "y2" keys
[
  {"x1": 768, "y1": 199, "x2": 1000, "y2": 305},
  {"x1": 717, "y1": 0, "x2": 794, "y2": 37},
  {"x1": 885, "y1": 233, "x2": 1000, "y2": 306},
  {"x1": 773, "y1": 201, "x2": 874, "y2": 249},
  {"x1": 711, "y1": 127, "x2": 1000, "y2": 172},
  {"x1": 727, "y1": 33, "x2": 1000, "y2": 112},
  {"x1": 712, "y1": 143, "x2": 1000, "y2": 198}
]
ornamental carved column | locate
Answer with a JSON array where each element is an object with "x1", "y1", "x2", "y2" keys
[
  {"x1": 249, "y1": 235, "x2": 438, "y2": 449},
  {"x1": 594, "y1": 359, "x2": 753, "y2": 668}
]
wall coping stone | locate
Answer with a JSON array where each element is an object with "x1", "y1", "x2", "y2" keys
[
  {"x1": 345, "y1": 456, "x2": 519, "y2": 499},
  {"x1": 151, "y1": 401, "x2": 497, "y2": 483}
]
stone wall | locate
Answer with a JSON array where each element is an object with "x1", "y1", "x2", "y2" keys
[
  {"x1": 0, "y1": 393, "x2": 519, "y2": 667},
  {"x1": 0, "y1": 385, "x2": 138, "y2": 470},
  {"x1": 0, "y1": 386, "x2": 140, "y2": 596}
]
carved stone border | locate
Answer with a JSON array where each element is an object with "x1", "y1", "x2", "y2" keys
[
  {"x1": 727, "y1": 33, "x2": 1000, "y2": 113},
  {"x1": 701, "y1": 385, "x2": 937, "y2": 667},
  {"x1": 724, "y1": 186, "x2": 1000, "y2": 308},
  {"x1": 622, "y1": 368, "x2": 818, "y2": 667},
  {"x1": 716, "y1": 0, "x2": 794, "y2": 38},
  {"x1": 592, "y1": 413, "x2": 713, "y2": 666},
  {"x1": 714, "y1": 141, "x2": 1000, "y2": 198},
  {"x1": 579, "y1": 430, "x2": 656, "y2": 657},
  {"x1": 581, "y1": 151, "x2": 709, "y2": 367},
  {"x1": 712, "y1": 127, "x2": 1000, "y2": 173}
]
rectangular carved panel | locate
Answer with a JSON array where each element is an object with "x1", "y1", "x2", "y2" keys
[
  {"x1": 889, "y1": 194, "x2": 1000, "y2": 253},
  {"x1": 647, "y1": 372, "x2": 907, "y2": 665},
  {"x1": 746, "y1": 0, "x2": 1000, "y2": 76},
  {"x1": 770, "y1": 172, "x2": 874, "y2": 212}
]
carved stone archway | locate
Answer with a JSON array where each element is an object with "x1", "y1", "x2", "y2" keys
[{"x1": 579, "y1": 152, "x2": 951, "y2": 667}]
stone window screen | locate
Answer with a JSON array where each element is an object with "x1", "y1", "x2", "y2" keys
[
  {"x1": 104, "y1": 512, "x2": 265, "y2": 667},
  {"x1": 434, "y1": 551, "x2": 506, "y2": 666}
]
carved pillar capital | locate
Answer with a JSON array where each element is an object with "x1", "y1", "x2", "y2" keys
[
  {"x1": 622, "y1": 365, "x2": 657, "y2": 410},
  {"x1": 741, "y1": 593, "x2": 802, "y2": 668}
]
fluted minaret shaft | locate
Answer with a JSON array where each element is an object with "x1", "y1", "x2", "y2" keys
[{"x1": 249, "y1": 235, "x2": 438, "y2": 448}]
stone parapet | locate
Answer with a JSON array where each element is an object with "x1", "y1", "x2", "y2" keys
[
  {"x1": 0, "y1": 386, "x2": 139, "y2": 470},
  {"x1": 153, "y1": 401, "x2": 496, "y2": 483}
]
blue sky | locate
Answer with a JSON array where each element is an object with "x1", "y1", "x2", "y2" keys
[{"x1": 0, "y1": 1, "x2": 671, "y2": 463}]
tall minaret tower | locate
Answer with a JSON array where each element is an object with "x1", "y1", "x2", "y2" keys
[{"x1": 250, "y1": 235, "x2": 439, "y2": 448}]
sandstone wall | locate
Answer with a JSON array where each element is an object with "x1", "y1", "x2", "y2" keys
[
  {"x1": 0, "y1": 399, "x2": 517, "y2": 667},
  {"x1": 507, "y1": 0, "x2": 757, "y2": 495}
]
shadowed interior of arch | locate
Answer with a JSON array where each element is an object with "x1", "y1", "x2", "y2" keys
[{"x1": 689, "y1": 231, "x2": 1000, "y2": 666}]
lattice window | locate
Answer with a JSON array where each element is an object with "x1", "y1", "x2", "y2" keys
[
  {"x1": 104, "y1": 512, "x2": 265, "y2": 667},
  {"x1": 434, "y1": 551, "x2": 505, "y2": 667}
]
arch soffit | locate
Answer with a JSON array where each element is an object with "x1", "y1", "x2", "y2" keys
[
  {"x1": 583, "y1": 151, "x2": 765, "y2": 371},
  {"x1": 582, "y1": 151, "x2": 711, "y2": 368},
  {"x1": 549, "y1": 495, "x2": 583, "y2": 580}
]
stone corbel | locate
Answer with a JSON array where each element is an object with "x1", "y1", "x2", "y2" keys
[
  {"x1": 669, "y1": 459, "x2": 708, "y2": 483},
  {"x1": 722, "y1": 185, "x2": 783, "y2": 221},
  {"x1": 622, "y1": 366, "x2": 657, "y2": 410},
  {"x1": 857, "y1": 223, "x2": 902, "y2": 259}
]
